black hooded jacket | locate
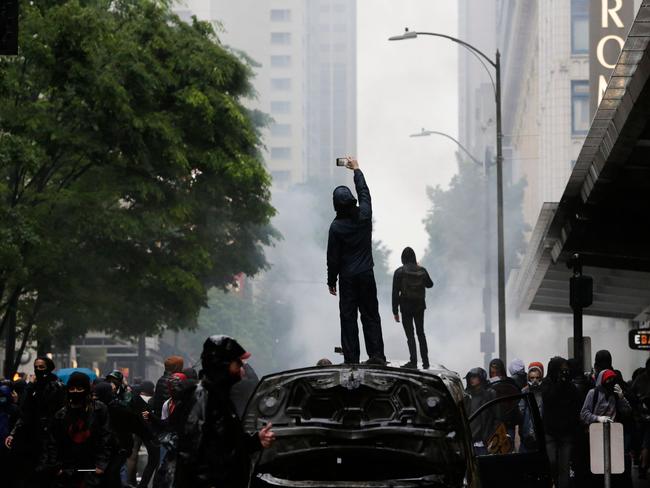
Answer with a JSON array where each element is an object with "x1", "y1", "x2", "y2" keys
[
  {"x1": 327, "y1": 170, "x2": 373, "y2": 287},
  {"x1": 541, "y1": 357, "x2": 580, "y2": 437},
  {"x1": 391, "y1": 247, "x2": 434, "y2": 314}
]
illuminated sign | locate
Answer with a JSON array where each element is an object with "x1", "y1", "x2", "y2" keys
[
  {"x1": 589, "y1": 0, "x2": 635, "y2": 116},
  {"x1": 629, "y1": 329, "x2": 650, "y2": 350}
]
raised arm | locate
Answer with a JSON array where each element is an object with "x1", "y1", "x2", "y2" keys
[{"x1": 353, "y1": 169, "x2": 371, "y2": 221}]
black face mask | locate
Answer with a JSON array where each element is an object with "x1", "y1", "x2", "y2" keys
[
  {"x1": 68, "y1": 391, "x2": 87, "y2": 407},
  {"x1": 559, "y1": 369, "x2": 570, "y2": 382},
  {"x1": 34, "y1": 369, "x2": 48, "y2": 381}
]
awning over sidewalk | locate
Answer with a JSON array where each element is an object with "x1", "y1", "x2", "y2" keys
[{"x1": 512, "y1": 5, "x2": 650, "y2": 321}]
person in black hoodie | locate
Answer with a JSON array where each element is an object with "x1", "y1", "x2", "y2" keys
[
  {"x1": 41, "y1": 372, "x2": 112, "y2": 488},
  {"x1": 5, "y1": 356, "x2": 66, "y2": 488},
  {"x1": 174, "y1": 335, "x2": 276, "y2": 488},
  {"x1": 327, "y1": 157, "x2": 385, "y2": 365},
  {"x1": 487, "y1": 358, "x2": 521, "y2": 452},
  {"x1": 542, "y1": 356, "x2": 580, "y2": 488},
  {"x1": 392, "y1": 247, "x2": 434, "y2": 369}
]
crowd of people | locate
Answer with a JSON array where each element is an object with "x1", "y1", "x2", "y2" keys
[
  {"x1": 1, "y1": 335, "x2": 649, "y2": 488},
  {"x1": 464, "y1": 350, "x2": 650, "y2": 487},
  {"x1": 0, "y1": 335, "x2": 275, "y2": 488}
]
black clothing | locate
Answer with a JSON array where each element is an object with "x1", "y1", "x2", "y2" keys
[
  {"x1": 327, "y1": 169, "x2": 373, "y2": 288},
  {"x1": 511, "y1": 371, "x2": 528, "y2": 390},
  {"x1": 541, "y1": 358, "x2": 580, "y2": 438},
  {"x1": 230, "y1": 363, "x2": 260, "y2": 418},
  {"x1": 401, "y1": 308, "x2": 429, "y2": 367},
  {"x1": 11, "y1": 374, "x2": 66, "y2": 448},
  {"x1": 464, "y1": 383, "x2": 497, "y2": 445},
  {"x1": 175, "y1": 380, "x2": 262, "y2": 488},
  {"x1": 391, "y1": 264, "x2": 434, "y2": 315},
  {"x1": 41, "y1": 401, "x2": 112, "y2": 487},
  {"x1": 327, "y1": 169, "x2": 384, "y2": 364},
  {"x1": 153, "y1": 371, "x2": 173, "y2": 416},
  {"x1": 338, "y1": 270, "x2": 385, "y2": 364}
]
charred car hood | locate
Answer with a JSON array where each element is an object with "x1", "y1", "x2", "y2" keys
[{"x1": 243, "y1": 365, "x2": 469, "y2": 487}]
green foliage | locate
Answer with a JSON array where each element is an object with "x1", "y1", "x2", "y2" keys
[{"x1": 0, "y1": 0, "x2": 275, "y2": 354}]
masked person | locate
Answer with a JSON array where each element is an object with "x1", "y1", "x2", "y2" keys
[
  {"x1": 41, "y1": 372, "x2": 112, "y2": 488},
  {"x1": 633, "y1": 358, "x2": 650, "y2": 480},
  {"x1": 153, "y1": 356, "x2": 184, "y2": 417},
  {"x1": 391, "y1": 247, "x2": 434, "y2": 369},
  {"x1": 5, "y1": 356, "x2": 66, "y2": 488},
  {"x1": 487, "y1": 358, "x2": 520, "y2": 451},
  {"x1": 508, "y1": 358, "x2": 528, "y2": 390},
  {"x1": 542, "y1": 357, "x2": 580, "y2": 488},
  {"x1": 0, "y1": 384, "x2": 18, "y2": 482},
  {"x1": 174, "y1": 335, "x2": 275, "y2": 488},
  {"x1": 327, "y1": 157, "x2": 386, "y2": 365},
  {"x1": 519, "y1": 362, "x2": 544, "y2": 452},
  {"x1": 464, "y1": 368, "x2": 496, "y2": 456}
]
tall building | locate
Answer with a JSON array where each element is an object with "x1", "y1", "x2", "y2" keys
[{"x1": 174, "y1": 0, "x2": 356, "y2": 186}]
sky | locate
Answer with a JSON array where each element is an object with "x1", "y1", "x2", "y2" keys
[{"x1": 357, "y1": 0, "x2": 459, "y2": 268}]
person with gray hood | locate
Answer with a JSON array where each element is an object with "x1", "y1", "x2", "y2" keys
[
  {"x1": 581, "y1": 369, "x2": 631, "y2": 425},
  {"x1": 327, "y1": 157, "x2": 385, "y2": 365}
]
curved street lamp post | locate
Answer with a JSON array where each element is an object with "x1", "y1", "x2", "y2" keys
[{"x1": 393, "y1": 28, "x2": 507, "y2": 363}]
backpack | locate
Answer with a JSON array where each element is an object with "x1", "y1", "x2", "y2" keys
[{"x1": 400, "y1": 265, "x2": 427, "y2": 301}]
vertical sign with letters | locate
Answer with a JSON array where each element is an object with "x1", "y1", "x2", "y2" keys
[{"x1": 589, "y1": 0, "x2": 635, "y2": 116}]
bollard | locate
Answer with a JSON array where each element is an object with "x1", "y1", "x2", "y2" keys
[{"x1": 603, "y1": 421, "x2": 611, "y2": 488}]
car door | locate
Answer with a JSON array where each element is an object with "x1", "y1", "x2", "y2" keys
[{"x1": 468, "y1": 392, "x2": 552, "y2": 488}]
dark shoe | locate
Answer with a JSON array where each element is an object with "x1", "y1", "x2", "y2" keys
[
  {"x1": 639, "y1": 469, "x2": 647, "y2": 480},
  {"x1": 401, "y1": 361, "x2": 417, "y2": 369},
  {"x1": 422, "y1": 363, "x2": 430, "y2": 370},
  {"x1": 364, "y1": 357, "x2": 387, "y2": 366}
]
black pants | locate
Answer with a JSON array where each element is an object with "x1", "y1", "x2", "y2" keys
[
  {"x1": 338, "y1": 270, "x2": 385, "y2": 363},
  {"x1": 401, "y1": 307, "x2": 429, "y2": 366}
]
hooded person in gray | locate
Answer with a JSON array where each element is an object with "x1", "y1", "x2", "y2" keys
[
  {"x1": 327, "y1": 157, "x2": 385, "y2": 365},
  {"x1": 581, "y1": 369, "x2": 631, "y2": 424}
]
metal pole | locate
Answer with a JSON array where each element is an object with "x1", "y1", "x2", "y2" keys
[
  {"x1": 573, "y1": 305, "x2": 584, "y2": 370},
  {"x1": 603, "y1": 421, "x2": 612, "y2": 488},
  {"x1": 495, "y1": 50, "x2": 507, "y2": 363},
  {"x1": 483, "y1": 150, "x2": 493, "y2": 371}
]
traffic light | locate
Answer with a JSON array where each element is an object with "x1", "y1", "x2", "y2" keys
[{"x1": 0, "y1": 0, "x2": 18, "y2": 56}]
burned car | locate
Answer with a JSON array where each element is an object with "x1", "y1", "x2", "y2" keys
[{"x1": 242, "y1": 365, "x2": 550, "y2": 488}]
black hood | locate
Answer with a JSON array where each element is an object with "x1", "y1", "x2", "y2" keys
[
  {"x1": 332, "y1": 186, "x2": 357, "y2": 213},
  {"x1": 546, "y1": 356, "x2": 568, "y2": 382},
  {"x1": 401, "y1": 247, "x2": 417, "y2": 265},
  {"x1": 594, "y1": 350, "x2": 613, "y2": 372},
  {"x1": 488, "y1": 358, "x2": 507, "y2": 378}
]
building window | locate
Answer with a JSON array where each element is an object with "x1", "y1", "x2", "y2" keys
[
  {"x1": 571, "y1": 0, "x2": 588, "y2": 54},
  {"x1": 271, "y1": 55, "x2": 291, "y2": 68},
  {"x1": 271, "y1": 123, "x2": 291, "y2": 136},
  {"x1": 271, "y1": 78, "x2": 291, "y2": 91},
  {"x1": 572, "y1": 81, "x2": 590, "y2": 134},
  {"x1": 271, "y1": 101, "x2": 291, "y2": 114},
  {"x1": 271, "y1": 147, "x2": 292, "y2": 159},
  {"x1": 271, "y1": 32, "x2": 291, "y2": 45},
  {"x1": 270, "y1": 9, "x2": 291, "y2": 22}
]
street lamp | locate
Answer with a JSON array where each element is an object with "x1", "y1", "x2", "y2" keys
[
  {"x1": 410, "y1": 128, "x2": 495, "y2": 370},
  {"x1": 392, "y1": 28, "x2": 508, "y2": 363}
]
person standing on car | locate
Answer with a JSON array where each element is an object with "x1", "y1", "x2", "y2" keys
[
  {"x1": 327, "y1": 157, "x2": 386, "y2": 365},
  {"x1": 391, "y1": 247, "x2": 433, "y2": 369},
  {"x1": 174, "y1": 335, "x2": 276, "y2": 488},
  {"x1": 543, "y1": 356, "x2": 580, "y2": 488}
]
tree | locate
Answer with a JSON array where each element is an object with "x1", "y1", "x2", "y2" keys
[
  {"x1": 421, "y1": 154, "x2": 528, "y2": 301},
  {"x1": 0, "y1": 0, "x2": 276, "y2": 375}
]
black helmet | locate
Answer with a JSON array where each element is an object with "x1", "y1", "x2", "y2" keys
[{"x1": 201, "y1": 335, "x2": 251, "y2": 365}]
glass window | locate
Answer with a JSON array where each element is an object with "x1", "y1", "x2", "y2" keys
[
  {"x1": 271, "y1": 147, "x2": 292, "y2": 159},
  {"x1": 271, "y1": 32, "x2": 291, "y2": 45},
  {"x1": 572, "y1": 81, "x2": 590, "y2": 134},
  {"x1": 271, "y1": 78, "x2": 291, "y2": 91},
  {"x1": 271, "y1": 55, "x2": 291, "y2": 68},
  {"x1": 270, "y1": 9, "x2": 291, "y2": 22},
  {"x1": 271, "y1": 123, "x2": 292, "y2": 136},
  {"x1": 271, "y1": 101, "x2": 291, "y2": 114},
  {"x1": 571, "y1": 0, "x2": 588, "y2": 54}
]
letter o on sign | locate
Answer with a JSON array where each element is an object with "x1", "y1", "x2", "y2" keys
[{"x1": 597, "y1": 35, "x2": 625, "y2": 69}]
